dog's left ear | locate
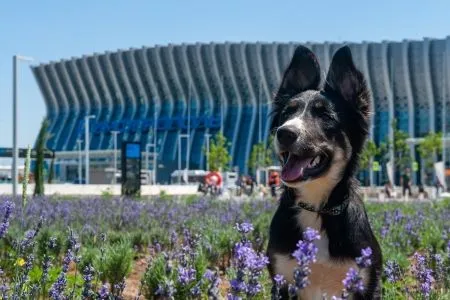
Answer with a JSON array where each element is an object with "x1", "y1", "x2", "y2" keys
[
  {"x1": 271, "y1": 46, "x2": 321, "y2": 130},
  {"x1": 324, "y1": 46, "x2": 370, "y2": 117}
]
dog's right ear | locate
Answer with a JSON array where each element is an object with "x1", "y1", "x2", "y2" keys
[
  {"x1": 278, "y1": 45, "x2": 321, "y2": 95},
  {"x1": 271, "y1": 46, "x2": 321, "y2": 130}
]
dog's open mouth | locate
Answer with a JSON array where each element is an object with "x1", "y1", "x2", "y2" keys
[{"x1": 280, "y1": 152, "x2": 330, "y2": 182}]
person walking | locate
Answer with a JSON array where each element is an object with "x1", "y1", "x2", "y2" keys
[{"x1": 401, "y1": 168, "x2": 412, "y2": 200}]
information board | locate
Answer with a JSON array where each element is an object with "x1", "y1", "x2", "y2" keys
[{"x1": 121, "y1": 142, "x2": 141, "y2": 196}]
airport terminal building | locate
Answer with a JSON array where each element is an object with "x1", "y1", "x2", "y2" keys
[{"x1": 32, "y1": 38, "x2": 450, "y2": 184}]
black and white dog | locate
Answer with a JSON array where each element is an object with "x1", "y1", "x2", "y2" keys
[{"x1": 267, "y1": 46, "x2": 382, "y2": 299}]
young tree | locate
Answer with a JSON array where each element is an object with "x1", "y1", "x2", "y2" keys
[
  {"x1": 204, "y1": 132, "x2": 232, "y2": 172},
  {"x1": 359, "y1": 140, "x2": 378, "y2": 185},
  {"x1": 391, "y1": 119, "x2": 412, "y2": 177},
  {"x1": 248, "y1": 134, "x2": 275, "y2": 174},
  {"x1": 418, "y1": 132, "x2": 443, "y2": 182},
  {"x1": 34, "y1": 119, "x2": 50, "y2": 196}
]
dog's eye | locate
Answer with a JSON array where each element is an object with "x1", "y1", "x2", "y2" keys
[{"x1": 312, "y1": 105, "x2": 327, "y2": 115}]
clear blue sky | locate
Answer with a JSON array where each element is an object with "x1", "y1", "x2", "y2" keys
[{"x1": 1, "y1": 0, "x2": 450, "y2": 153}]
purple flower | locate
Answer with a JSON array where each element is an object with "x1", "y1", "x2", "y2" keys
[
  {"x1": 303, "y1": 227, "x2": 321, "y2": 242},
  {"x1": 433, "y1": 254, "x2": 444, "y2": 283},
  {"x1": 229, "y1": 232, "x2": 268, "y2": 298},
  {"x1": 0, "y1": 201, "x2": 14, "y2": 239},
  {"x1": 98, "y1": 284, "x2": 109, "y2": 299},
  {"x1": 290, "y1": 228, "x2": 320, "y2": 291},
  {"x1": 355, "y1": 247, "x2": 372, "y2": 268},
  {"x1": 177, "y1": 266, "x2": 196, "y2": 285},
  {"x1": 384, "y1": 260, "x2": 401, "y2": 283},
  {"x1": 235, "y1": 222, "x2": 254, "y2": 234},
  {"x1": 380, "y1": 226, "x2": 389, "y2": 238},
  {"x1": 272, "y1": 274, "x2": 286, "y2": 300},
  {"x1": 170, "y1": 230, "x2": 178, "y2": 247},
  {"x1": 230, "y1": 278, "x2": 247, "y2": 293},
  {"x1": 288, "y1": 284, "x2": 298, "y2": 297},
  {"x1": 41, "y1": 255, "x2": 52, "y2": 285},
  {"x1": 227, "y1": 293, "x2": 242, "y2": 300},
  {"x1": 155, "y1": 279, "x2": 176, "y2": 298},
  {"x1": 82, "y1": 265, "x2": 95, "y2": 298},
  {"x1": 49, "y1": 273, "x2": 67, "y2": 299},
  {"x1": 342, "y1": 267, "x2": 365, "y2": 293},
  {"x1": 190, "y1": 283, "x2": 201, "y2": 297},
  {"x1": 274, "y1": 274, "x2": 286, "y2": 288},
  {"x1": 114, "y1": 279, "x2": 126, "y2": 296},
  {"x1": 447, "y1": 240, "x2": 450, "y2": 258},
  {"x1": 203, "y1": 269, "x2": 215, "y2": 281},
  {"x1": 204, "y1": 269, "x2": 221, "y2": 298},
  {"x1": 412, "y1": 252, "x2": 434, "y2": 297}
]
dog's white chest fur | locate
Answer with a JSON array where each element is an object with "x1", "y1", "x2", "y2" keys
[{"x1": 272, "y1": 210, "x2": 366, "y2": 299}]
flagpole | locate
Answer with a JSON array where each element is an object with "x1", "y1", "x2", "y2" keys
[
  {"x1": 220, "y1": 76, "x2": 224, "y2": 135},
  {"x1": 186, "y1": 82, "x2": 191, "y2": 183}
]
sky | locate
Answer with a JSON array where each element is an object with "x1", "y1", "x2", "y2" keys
[{"x1": 1, "y1": 0, "x2": 450, "y2": 155}]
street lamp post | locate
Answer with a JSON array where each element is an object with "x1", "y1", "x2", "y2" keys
[
  {"x1": 153, "y1": 105, "x2": 158, "y2": 184},
  {"x1": 204, "y1": 133, "x2": 211, "y2": 171},
  {"x1": 111, "y1": 131, "x2": 120, "y2": 184},
  {"x1": 145, "y1": 142, "x2": 156, "y2": 184},
  {"x1": 76, "y1": 139, "x2": 82, "y2": 184},
  {"x1": 12, "y1": 55, "x2": 34, "y2": 199},
  {"x1": 178, "y1": 134, "x2": 190, "y2": 184},
  {"x1": 84, "y1": 115, "x2": 95, "y2": 185}
]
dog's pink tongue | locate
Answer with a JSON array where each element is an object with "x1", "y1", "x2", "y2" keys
[{"x1": 281, "y1": 155, "x2": 311, "y2": 182}]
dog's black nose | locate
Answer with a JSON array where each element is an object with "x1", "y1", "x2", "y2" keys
[{"x1": 277, "y1": 126, "x2": 298, "y2": 147}]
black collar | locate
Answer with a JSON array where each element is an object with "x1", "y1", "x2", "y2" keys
[
  {"x1": 296, "y1": 197, "x2": 350, "y2": 216},
  {"x1": 284, "y1": 188, "x2": 350, "y2": 216}
]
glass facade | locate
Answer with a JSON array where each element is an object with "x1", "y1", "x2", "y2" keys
[{"x1": 32, "y1": 39, "x2": 450, "y2": 182}]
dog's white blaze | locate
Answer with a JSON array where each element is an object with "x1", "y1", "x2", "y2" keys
[{"x1": 284, "y1": 117, "x2": 305, "y2": 133}]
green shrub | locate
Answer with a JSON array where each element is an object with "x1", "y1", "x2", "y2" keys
[{"x1": 95, "y1": 240, "x2": 134, "y2": 293}]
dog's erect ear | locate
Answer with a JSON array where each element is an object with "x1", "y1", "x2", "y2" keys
[
  {"x1": 324, "y1": 46, "x2": 370, "y2": 117},
  {"x1": 278, "y1": 45, "x2": 321, "y2": 95},
  {"x1": 271, "y1": 46, "x2": 321, "y2": 130}
]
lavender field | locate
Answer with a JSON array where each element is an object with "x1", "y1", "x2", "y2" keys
[{"x1": 0, "y1": 194, "x2": 449, "y2": 299}]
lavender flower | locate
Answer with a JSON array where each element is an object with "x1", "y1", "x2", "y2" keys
[
  {"x1": 114, "y1": 278, "x2": 126, "y2": 297},
  {"x1": 447, "y1": 240, "x2": 450, "y2": 258},
  {"x1": 203, "y1": 269, "x2": 215, "y2": 281},
  {"x1": 155, "y1": 279, "x2": 176, "y2": 299},
  {"x1": 339, "y1": 245, "x2": 374, "y2": 298},
  {"x1": 49, "y1": 274, "x2": 67, "y2": 299},
  {"x1": 384, "y1": 260, "x2": 401, "y2": 283},
  {"x1": 19, "y1": 217, "x2": 43, "y2": 251},
  {"x1": 227, "y1": 294, "x2": 242, "y2": 300},
  {"x1": 190, "y1": 283, "x2": 201, "y2": 298},
  {"x1": 355, "y1": 247, "x2": 372, "y2": 268},
  {"x1": 433, "y1": 254, "x2": 444, "y2": 283},
  {"x1": 205, "y1": 269, "x2": 221, "y2": 299},
  {"x1": 177, "y1": 266, "x2": 196, "y2": 285},
  {"x1": 290, "y1": 228, "x2": 320, "y2": 291},
  {"x1": 412, "y1": 252, "x2": 434, "y2": 298},
  {"x1": 235, "y1": 222, "x2": 254, "y2": 234},
  {"x1": 342, "y1": 268, "x2": 365, "y2": 293},
  {"x1": 82, "y1": 265, "x2": 95, "y2": 298},
  {"x1": 170, "y1": 230, "x2": 178, "y2": 248},
  {"x1": 98, "y1": 284, "x2": 109, "y2": 299},
  {"x1": 0, "y1": 201, "x2": 14, "y2": 239},
  {"x1": 229, "y1": 224, "x2": 269, "y2": 298},
  {"x1": 271, "y1": 274, "x2": 286, "y2": 300}
]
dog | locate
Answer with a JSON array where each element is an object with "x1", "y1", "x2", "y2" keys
[{"x1": 267, "y1": 45, "x2": 382, "y2": 299}]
